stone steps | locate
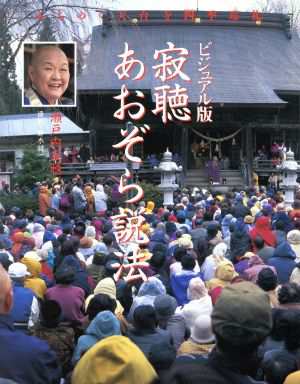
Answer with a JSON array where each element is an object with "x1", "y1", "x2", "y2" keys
[{"x1": 184, "y1": 169, "x2": 245, "y2": 189}]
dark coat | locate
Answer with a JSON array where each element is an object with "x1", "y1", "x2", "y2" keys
[
  {"x1": 230, "y1": 228, "x2": 251, "y2": 262},
  {"x1": 0, "y1": 314, "x2": 61, "y2": 384},
  {"x1": 128, "y1": 327, "x2": 172, "y2": 358},
  {"x1": 268, "y1": 242, "x2": 297, "y2": 284},
  {"x1": 232, "y1": 203, "x2": 250, "y2": 219},
  {"x1": 165, "y1": 349, "x2": 265, "y2": 384}
]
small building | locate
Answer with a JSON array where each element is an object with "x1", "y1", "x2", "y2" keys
[
  {"x1": 0, "y1": 112, "x2": 89, "y2": 188},
  {"x1": 77, "y1": 10, "x2": 300, "y2": 187}
]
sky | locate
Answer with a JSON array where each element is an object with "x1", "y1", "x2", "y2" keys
[
  {"x1": 14, "y1": 0, "x2": 274, "y2": 85},
  {"x1": 115, "y1": 0, "x2": 264, "y2": 11}
]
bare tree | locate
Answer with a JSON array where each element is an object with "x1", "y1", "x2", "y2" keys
[
  {"x1": 0, "y1": 0, "x2": 112, "y2": 60},
  {"x1": 256, "y1": 0, "x2": 300, "y2": 33}
]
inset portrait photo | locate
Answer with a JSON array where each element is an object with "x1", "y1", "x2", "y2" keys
[{"x1": 22, "y1": 42, "x2": 76, "y2": 107}]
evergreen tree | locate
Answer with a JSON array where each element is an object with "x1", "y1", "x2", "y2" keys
[
  {"x1": 0, "y1": 11, "x2": 21, "y2": 114},
  {"x1": 14, "y1": 146, "x2": 51, "y2": 188}
]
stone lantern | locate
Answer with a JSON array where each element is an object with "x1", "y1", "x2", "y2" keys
[
  {"x1": 157, "y1": 148, "x2": 182, "y2": 206},
  {"x1": 278, "y1": 149, "x2": 300, "y2": 207}
]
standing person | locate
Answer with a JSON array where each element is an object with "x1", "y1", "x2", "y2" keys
[
  {"x1": 94, "y1": 184, "x2": 108, "y2": 214},
  {"x1": 71, "y1": 146, "x2": 79, "y2": 163},
  {"x1": 206, "y1": 156, "x2": 220, "y2": 184},
  {"x1": 51, "y1": 185, "x2": 61, "y2": 211},
  {"x1": 268, "y1": 173, "x2": 278, "y2": 193},
  {"x1": 59, "y1": 184, "x2": 73, "y2": 214},
  {"x1": 72, "y1": 179, "x2": 87, "y2": 214},
  {"x1": 39, "y1": 184, "x2": 51, "y2": 216},
  {"x1": 79, "y1": 144, "x2": 90, "y2": 163},
  {"x1": 0, "y1": 265, "x2": 61, "y2": 383},
  {"x1": 84, "y1": 184, "x2": 95, "y2": 214}
]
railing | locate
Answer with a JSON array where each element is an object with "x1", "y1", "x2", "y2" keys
[
  {"x1": 253, "y1": 159, "x2": 300, "y2": 172},
  {"x1": 60, "y1": 160, "x2": 162, "y2": 183}
]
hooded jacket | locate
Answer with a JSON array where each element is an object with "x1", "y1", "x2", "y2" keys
[
  {"x1": 72, "y1": 311, "x2": 121, "y2": 365},
  {"x1": 72, "y1": 335, "x2": 157, "y2": 384},
  {"x1": 267, "y1": 242, "x2": 297, "y2": 284},
  {"x1": 38, "y1": 186, "x2": 51, "y2": 216},
  {"x1": 230, "y1": 225, "x2": 251, "y2": 262},
  {"x1": 11, "y1": 232, "x2": 35, "y2": 261},
  {"x1": 250, "y1": 216, "x2": 276, "y2": 248},
  {"x1": 128, "y1": 277, "x2": 166, "y2": 322},
  {"x1": 243, "y1": 255, "x2": 276, "y2": 283},
  {"x1": 21, "y1": 257, "x2": 47, "y2": 299}
]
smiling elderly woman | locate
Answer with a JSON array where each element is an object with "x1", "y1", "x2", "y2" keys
[{"x1": 24, "y1": 45, "x2": 72, "y2": 106}]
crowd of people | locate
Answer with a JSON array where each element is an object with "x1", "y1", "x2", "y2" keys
[{"x1": 2, "y1": 179, "x2": 300, "y2": 383}]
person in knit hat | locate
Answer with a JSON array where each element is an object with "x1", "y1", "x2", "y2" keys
[
  {"x1": 154, "y1": 294, "x2": 186, "y2": 350},
  {"x1": 289, "y1": 263, "x2": 300, "y2": 285},
  {"x1": 72, "y1": 310, "x2": 121, "y2": 365},
  {"x1": 71, "y1": 335, "x2": 158, "y2": 384},
  {"x1": 85, "y1": 277, "x2": 127, "y2": 332},
  {"x1": 8, "y1": 262, "x2": 40, "y2": 330},
  {"x1": 287, "y1": 229, "x2": 300, "y2": 262},
  {"x1": 201, "y1": 242, "x2": 228, "y2": 282},
  {"x1": 20, "y1": 256, "x2": 47, "y2": 299},
  {"x1": 167, "y1": 282, "x2": 272, "y2": 384},
  {"x1": 128, "y1": 305, "x2": 173, "y2": 359},
  {"x1": 206, "y1": 260, "x2": 238, "y2": 291},
  {"x1": 177, "y1": 277, "x2": 213, "y2": 330},
  {"x1": 177, "y1": 314, "x2": 215, "y2": 356}
]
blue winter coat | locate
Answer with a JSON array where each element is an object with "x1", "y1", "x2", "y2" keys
[
  {"x1": 0, "y1": 314, "x2": 61, "y2": 384},
  {"x1": 268, "y1": 241, "x2": 297, "y2": 284},
  {"x1": 171, "y1": 270, "x2": 203, "y2": 305},
  {"x1": 10, "y1": 281, "x2": 35, "y2": 324}
]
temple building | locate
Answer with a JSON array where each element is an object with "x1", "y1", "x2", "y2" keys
[{"x1": 77, "y1": 10, "x2": 300, "y2": 187}]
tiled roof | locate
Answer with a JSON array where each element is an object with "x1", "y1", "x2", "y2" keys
[
  {"x1": 0, "y1": 113, "x2": 87, "y2": 137},
  {"x1": 78, "y1": 11, "x2": 299, "y2": 105}
]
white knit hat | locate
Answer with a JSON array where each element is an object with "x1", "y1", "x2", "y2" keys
[{"x1": 190, "y1": 314, "x2": 215, "y2": 344}]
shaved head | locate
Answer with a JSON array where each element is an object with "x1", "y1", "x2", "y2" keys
[
  {"x1": 28, "y1": 45, "x2": 70, "y2": 105},
  {"x1": 0, "y1": 265, "x2": 13, "y2": 314},
  {"x1": 31, "y1": 45, "x2": 68, "y2": 67}
]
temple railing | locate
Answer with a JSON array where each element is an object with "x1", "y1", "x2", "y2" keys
[
  {"x1": 60, "y1": 160, "x2": 162, "y2": 183},
  {"x1": 253, "y1": 159, "x2": 300, "y2": 177}
]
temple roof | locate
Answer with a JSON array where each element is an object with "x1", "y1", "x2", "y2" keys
[
  {"x1": 78, "y1": 10, "x2": 300, "y2": 106},
  {"x1": 0, "y1": 113, "x2": 88, "y2": 137}
]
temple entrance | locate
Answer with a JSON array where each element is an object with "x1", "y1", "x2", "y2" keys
[{"x1": 188, "y1": 126, "x2": 242, "y2": 171}]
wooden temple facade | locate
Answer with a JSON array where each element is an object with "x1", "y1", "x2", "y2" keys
[{"x1": 76, "y1": 10, "x2": 300, "y2": 187}]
